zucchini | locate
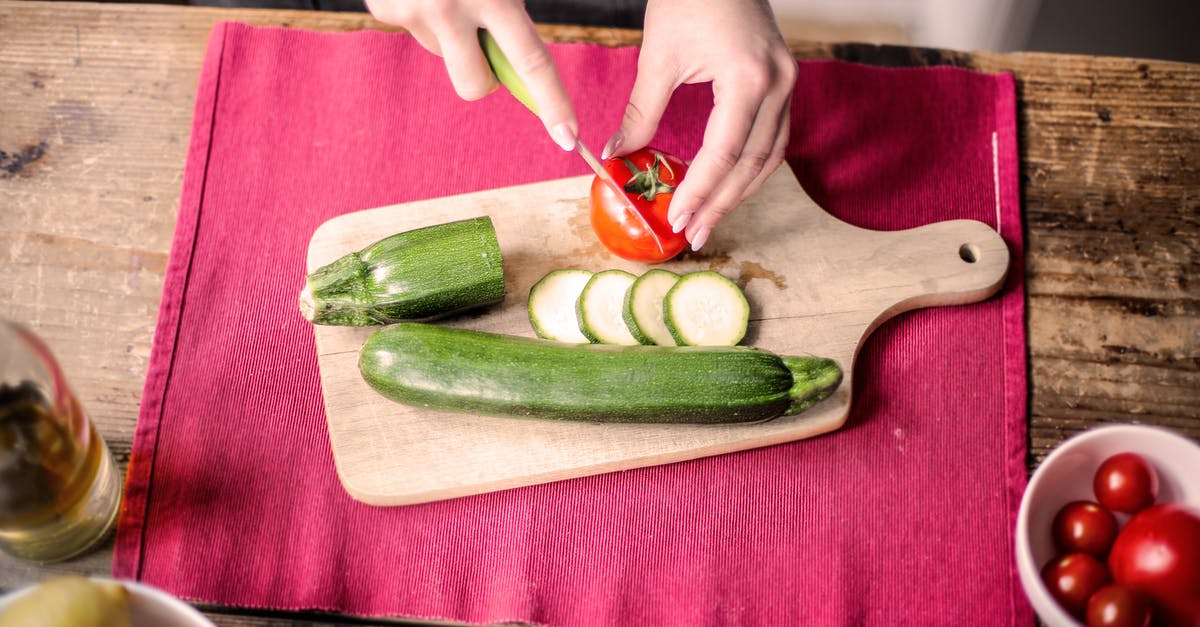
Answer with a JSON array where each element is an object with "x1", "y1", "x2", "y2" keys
[
  {"x1": 359, "y1": 322, "x2": 842, "y2": 424},
  {"x1": 576, "y1": 270, "x2": 639, "y2": 345},
  {"x1": 622, "y1": 269, "x2": 680, "y2": 346},
  {"x1": 664, "y1": 271, "x2": 749, "y2": 346},
  {"x1": 528, "y1": 269, "x2": 593, "y2": 343},
  {"x1": 299, "y1": 217, "x2": 504, "y2": 326}
]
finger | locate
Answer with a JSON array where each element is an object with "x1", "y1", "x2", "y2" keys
[
  {"x1": 436, "y1": 25, "x2": 500, "y2": 101},
  {"x1": 700, "y1": 91, "x2": 787, "y2": 215},
  {"x1": 739, "y1": 56, "x2": 798, "y2": 201},
  {"x1": 602, "y1": 54, "x2": 678, "y2": 159},
  {"x1": 364, "y1": 0, "x2": 442, "y2": 53},
  {"x1": 664, "y1": 78, "x2": 760, "y2": 232},
  {"x1": 404, "y1": 23, "x2": 443, "y2": 57},
  {"x1": 682, "y1": 101, "x2": 788, "y2": 251},
  {"x1": 484, "y1": 13, "x2": 577, "y2": 150},
  {"x1": 739, "y1": 103, "x2": 791, "y2": 203}
]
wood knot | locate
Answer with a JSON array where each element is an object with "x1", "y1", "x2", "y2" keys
[{"x1": 0, "y1": 142, "x2": 48, "y2": 177}]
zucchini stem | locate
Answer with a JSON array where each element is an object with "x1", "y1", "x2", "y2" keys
[
  {"x1": 782, "y1": 356, "x2": 843, "y2": 415},
  {"x1": 298, "y1": 280, "x2": 316, "y2": 321}
]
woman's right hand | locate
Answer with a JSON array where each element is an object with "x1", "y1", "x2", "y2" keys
[{"x1": 365, "y1": 0, "x2": 581, "y2": 151}]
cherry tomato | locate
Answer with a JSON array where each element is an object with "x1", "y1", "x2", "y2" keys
[
  {"x1": 1086, "y1": 585, "x2": 1153, "y2": 627},
  {"x1": 1054, "y1": 501, "x2": 1119, "y2": 556},
  {"x1": 1042, "y1": 553, "x2": 1112, "y2": 618},
  {"x1": 1108, "y1": 503, "x2": 1200, "y2": 627},
  {"x1": 590, "y1": 147, "x2": 689, "y2": 263},
  {"x1": 1093, "y1": 452, "x2": 1158, "y2": 514}
]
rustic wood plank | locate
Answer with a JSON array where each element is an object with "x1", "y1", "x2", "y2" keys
[
  {"x1": 1, "y1": 2, "x2": 1197, "y2": 624},
  {"x1": 971, "y1": 52, "x2": 1200, "y2": 463}
]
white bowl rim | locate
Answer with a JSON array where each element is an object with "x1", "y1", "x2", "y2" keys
[{"x1": 0, "y1": 577, "x2": 215, "y2": 626}]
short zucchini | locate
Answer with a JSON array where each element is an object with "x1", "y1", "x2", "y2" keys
[
  {"x1": 359, "y1": 322, "x2": 842, "y2": 424},
  {"x1": 299, "y1": 216, "x2": 505, "y2": 326}
]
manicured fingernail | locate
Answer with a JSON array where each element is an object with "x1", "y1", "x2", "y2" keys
[
  {"x1": 671, "y1": 212, "x2": 692, "y2": 234},
  {"x1": 601, "y1": 131, "x2": 624, "y2": 160},
  {"x1": 551, "y1": 123, "x2": 577, "y2": 152},
  {"x1": 690, "y1": 225, "x2": 711, "y2": 251}
]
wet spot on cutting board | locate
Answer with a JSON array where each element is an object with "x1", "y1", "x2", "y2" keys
[
  {"x1": 736, "y1": 261, "x2": 787, "y2": 290},
  {"x1": 567, "y1": 199, "x2": 592, "y2": 240},
  {"x1": 680, "y1": 249, "x2": 732, "y2": 270},
  {"x1": 0, "y1": 142, "x2": 49, "y2": 177}
]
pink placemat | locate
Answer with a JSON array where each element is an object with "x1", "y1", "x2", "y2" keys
[{"x1": 114, "y1": 22, "x2": 1032, "y2": 626}]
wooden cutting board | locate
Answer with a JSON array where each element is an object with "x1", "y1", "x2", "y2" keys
[{"x1": 305, "y1": 167, "x2": 1009, "y2": 506}]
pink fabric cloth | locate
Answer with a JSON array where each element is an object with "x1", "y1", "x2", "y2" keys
[{"x1": 114, "y1": 22, "x2": 1032, "y2": 626}]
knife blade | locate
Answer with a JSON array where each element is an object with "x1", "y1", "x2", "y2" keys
[{"x1": 478, "y1": 30, "x2": 665, "y2": 256}]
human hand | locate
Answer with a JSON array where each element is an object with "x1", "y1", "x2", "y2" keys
[
  {"x1": 364, "y1": 0, "x2": 580, "y2": 150},
  {"x1": 602, "y1": 0, "x2": 797, "y2": 250}
]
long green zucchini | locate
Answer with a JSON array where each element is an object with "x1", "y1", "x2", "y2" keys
[
  {"x1": 359, "y1": 323, "x2": 842, "y2": 424},
  {"x1": 299, "y1": 217, "x2": 505, "y2": 326}
]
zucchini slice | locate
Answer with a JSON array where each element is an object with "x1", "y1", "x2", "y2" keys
[
  {"x1": 664, "y1": 271, "x2": 749, "y2": 346},
  {"x1": 528, "y1": 269, "x2": 593, "y2": 343},
  {"x1": 622, "y1": 269, "x2": 680, "y2": 346},
  {"x1": 576, "y1": 270, "x2": 639, "y2": 345}
]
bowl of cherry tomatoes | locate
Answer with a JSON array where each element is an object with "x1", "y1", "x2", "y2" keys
[{"x1": 1016, "y1": 424, "x2": 1200, "y2": 627}]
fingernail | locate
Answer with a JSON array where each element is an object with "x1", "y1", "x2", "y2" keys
[
  {"x1": 551, "y1": 123, "x2": 577, "y2": 152},
  {"x1": 690, "y1": 225, "x2": 711, "y2": 251},
  {"x1": 601, "y1": 131, "x2": 624, "y2": 160},
  {"x1": 671, "y1": 212, "x2": 692, "y2": 234}
]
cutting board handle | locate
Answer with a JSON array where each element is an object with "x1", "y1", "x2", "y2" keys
[{"x1": 864, "y1": 218, "x2": 1010, "y2": 335}]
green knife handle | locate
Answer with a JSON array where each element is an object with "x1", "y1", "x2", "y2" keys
[{"x1": 478, "y1": 29, "x2": 538, "y2": 115}]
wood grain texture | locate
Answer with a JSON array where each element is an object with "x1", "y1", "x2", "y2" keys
[
  {"x1": 970, "y1": 52, "x2": 1200, "y2": 465},
  {"x1": 0, "y1": 1, "x2": 1196, "y2": 624},
  {"x1": 306, "y1": 168, "x2": 1008, "y2": 505}
]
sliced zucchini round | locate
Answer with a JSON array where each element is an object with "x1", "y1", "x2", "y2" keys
[
  {"x1": 664, "y1": 271, "x2": 749, "y2": 346},
  {"x1": 576, "y1": 270, "x2": 639, "y2": 345},
  {"x1": 528, "y1": 269, "x2": 593, "y2": 343},
  {"x1": 622, "y1": 269, "x2": 680, "y2": 345}
]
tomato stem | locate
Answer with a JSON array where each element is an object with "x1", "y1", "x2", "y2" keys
[{"x1": 621, "y1": 152, "x2": 677, "y2": 201}]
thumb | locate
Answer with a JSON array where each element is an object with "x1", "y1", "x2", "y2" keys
[{"x1": 603, "y1": 59, "x2": 677, "y2": 159}]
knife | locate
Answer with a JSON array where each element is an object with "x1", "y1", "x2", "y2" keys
[{"x1": 478, "y1": 30, "x2": 665, "y2": 256}]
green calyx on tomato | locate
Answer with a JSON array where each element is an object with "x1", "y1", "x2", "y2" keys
[{"x1": 620, "y1": 152, "x2": 677, "y2": 201}]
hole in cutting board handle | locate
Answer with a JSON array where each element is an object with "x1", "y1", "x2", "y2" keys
[{"x1": 959, "y1": 243, "x2": 980, "y2": 263}]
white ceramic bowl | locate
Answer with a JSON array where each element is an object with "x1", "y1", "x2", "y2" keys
[
  {"x1": 1015, "y1": 424, "x2": 1200, "y2": 627},
  {"x1": 0, "y1": 578, "x2": 215, "y2": 626}
]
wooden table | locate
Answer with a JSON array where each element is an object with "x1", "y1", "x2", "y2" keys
[{"x1": 1, "y1": 1, "x2": 1197, "y2": 624}]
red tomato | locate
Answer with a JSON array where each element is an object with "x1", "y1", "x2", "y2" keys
[
  {"x1": 1094, "y1": 452, "x2": 1159, "y2": 514},
  {"x1": 590, "y1": 147, "x2": 689, "y2": 263},
  {"x1": 1054, "y1": 501, "x2": 1119, "y2": 556},
  {"x1": 1108, "y1": 503, "x2": 1200, "y2": 627},
  {"x1": 1042, "y1": 553, "x2": 1112, "y2": 618},
  {"x1": 1086, "y1": 584, "x2": 1153, "y2": 627}
]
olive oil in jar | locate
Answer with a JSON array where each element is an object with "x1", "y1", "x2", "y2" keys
[{"x1": 0, "y1": 322, "x2": 122, "y2": 563}]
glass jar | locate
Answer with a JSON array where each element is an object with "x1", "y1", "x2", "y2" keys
[{"x1": 0, "y1": 320, "x2": 122, "y2": 562}]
